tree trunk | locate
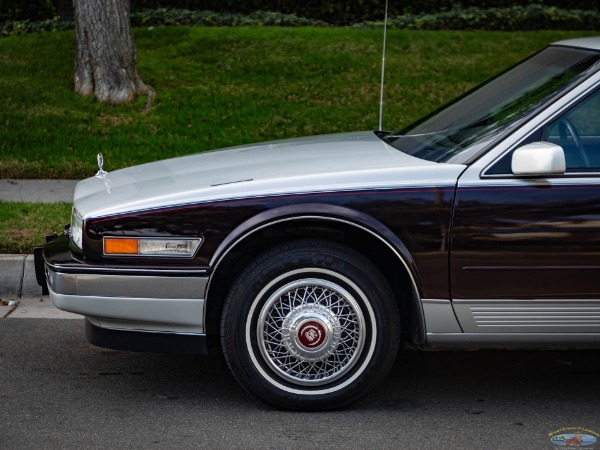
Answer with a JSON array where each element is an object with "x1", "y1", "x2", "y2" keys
[{"x1": 73, "y1": 0, "x2": 154, "y2": 107}]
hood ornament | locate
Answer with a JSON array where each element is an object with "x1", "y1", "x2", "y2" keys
[
  {"x1": 95, "y1": 152, "x2": 111, "y2": 193},
  {"x1": 95, "y1": 153, "x2": 108, "y2": 177}
]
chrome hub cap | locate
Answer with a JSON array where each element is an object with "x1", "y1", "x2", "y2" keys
[
  {"x1": 281, "y1": 305, "x2": 340, "y2": 361},
  {"x1": 257, "y1": 278, "x2": 365, "y2": 386}
]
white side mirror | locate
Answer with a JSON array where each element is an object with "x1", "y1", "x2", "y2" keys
[{"x1": 511, "y1": 141, "x2": 566, "y2": 176}]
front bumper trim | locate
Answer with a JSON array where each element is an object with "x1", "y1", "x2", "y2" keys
[{"x1": 46, "y1": 265, "x2": 208, "y2": 334}]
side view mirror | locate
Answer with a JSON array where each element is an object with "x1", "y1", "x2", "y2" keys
[{"x1": 511, "y1": 141, "x2": 566, "y2": 176}]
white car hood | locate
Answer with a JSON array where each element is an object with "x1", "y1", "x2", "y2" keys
[{"x1": 74, "y1": 131, "x2": 465, "y2": 218}]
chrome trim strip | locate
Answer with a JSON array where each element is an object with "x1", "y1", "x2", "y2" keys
[
  {"x1": 427, "y1": 332, "x2": 600, "y2": 348},
  {"x1": 483, "y1": 171, "x2": 600, "y2": 179},
  {"x1": 47, "y1": 269, "x2": 207, "y2": 299},
  {"x1": 458, "y1": 178, "x2": 600, "y2": 189},
  {"x1": 453, "y1": 298, "x2": 600, "y2": 303},
  {"x1": 46, "y1": 262, "x2": 208, "y2": 276},
  {"x1": 453, "y1": 299, "x2": 600, "y2": 333},
  {"x1": 462, "y1": 265, "x2": 600, "y2": 271}
]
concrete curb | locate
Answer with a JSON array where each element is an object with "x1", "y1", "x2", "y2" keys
[
  {"x1": 0, "y1": 254, "x2": 42, "y2": 298},
  {"x1": 0, "y1": 254, "x2": 45, "y2": 317},
  {"x1": 0, "y1": 255, "x2": 79, "y2": 319}
]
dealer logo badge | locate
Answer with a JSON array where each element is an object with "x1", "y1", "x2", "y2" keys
[{"x1": 549, "y1": 427, "x2": 598, "y2": 447}]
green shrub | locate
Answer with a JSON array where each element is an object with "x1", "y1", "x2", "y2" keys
[
  {"x1": 129, "y1": 1, "x2": 599, "y2": 24},
  {"x1": 130, "y1": 9, "x2": 328, "y2": 27},
  {"x1": 1, "y1": 4, "x2": 599, "y2": 37},
  {"x1": 0, "y1": 10, "x2": 328, "y2": 37},
  {"x1": 0, "y1": 0, "x2": 54, "y2": 21},
  {"x1": 2, "y1": 1, "x2": 598, "y2": 25},
  {"x1": 379, "y1": 4, "x2": 600, "y2": 31}
]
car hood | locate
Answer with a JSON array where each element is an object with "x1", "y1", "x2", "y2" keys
[{"x1": 74, "y1": 131, "x2": 465, "y2": 218}]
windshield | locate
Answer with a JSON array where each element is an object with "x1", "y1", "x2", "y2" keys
[{"x1": 384, "y1": 46, "x2": 600, "y2": 164}]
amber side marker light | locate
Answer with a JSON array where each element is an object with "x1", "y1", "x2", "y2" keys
[
  {"x1": 104, "y1": 238, "x2": 138, "y2": 255},
  {"x1": 103, "y1": 237, "x2": 202, "y2": 257}
]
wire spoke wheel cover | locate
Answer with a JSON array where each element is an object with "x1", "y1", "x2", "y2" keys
[
  {"x1": 221, "y1": 240, "x2": 400, "y2": 410},
  {"x1": 257, "y1": 278, "x2": 366, "y2": 386}
]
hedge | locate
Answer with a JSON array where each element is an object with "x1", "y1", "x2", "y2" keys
[
  {"x1": 1, "y1": 5, "x2": 599, "y2": 37},
  {"x1": 1, "y1": 0, "x2": 598, "y2": 24},
  {"x1": 382, "y1": 4, "x2": 600, "y2": 31}
]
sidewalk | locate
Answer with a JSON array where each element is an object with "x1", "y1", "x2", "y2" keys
[
  {"x1": 1, "y1": 179, "x2": 80, "y2": 319},
  {"x1": 1, "y1": 179, "x2": 77, "y2": 203}
]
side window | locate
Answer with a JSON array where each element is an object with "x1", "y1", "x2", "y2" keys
[{"x1": 546, "y1": 88, "x2": 600, "y2": 170}]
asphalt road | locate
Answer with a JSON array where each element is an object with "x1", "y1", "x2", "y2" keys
[{"x1": 1, "y1": 318, "x2": 599, "y2": 449}]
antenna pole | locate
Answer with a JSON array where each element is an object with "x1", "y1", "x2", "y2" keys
[{"x1": 378, "y1": 0, "x2": 389, "y2": 131}]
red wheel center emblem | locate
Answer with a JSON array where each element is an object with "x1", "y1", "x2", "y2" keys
[{"x1": 298, "y1": 322, "x2": 326, "y2": 348}]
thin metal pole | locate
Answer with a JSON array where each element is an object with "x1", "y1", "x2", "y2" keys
[{"x1": 378, "y1": 0, "x2": 389, "y2": 131}]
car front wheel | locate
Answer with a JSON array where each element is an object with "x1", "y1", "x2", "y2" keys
[{"x1": 220, "y1": 239, "x2": 400, "y2": 410}]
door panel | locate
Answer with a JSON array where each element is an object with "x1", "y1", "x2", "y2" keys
[
  {"x1": 451, "y1": 182, "x2": 600, "y2": 300},
  {"x1": 451, "y1": 180, "x2": 600, "y2": 333}
]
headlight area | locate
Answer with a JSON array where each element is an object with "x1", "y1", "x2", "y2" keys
[
  {"x1": 103, "y1": 237, "x2": 203, "y2": 258},
  {"x1": 70, "y1": 208, "x2": 84, "y2": 250}
]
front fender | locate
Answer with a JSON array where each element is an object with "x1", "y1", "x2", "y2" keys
[{"x1": 209, "y1": 202, "x2": 422, "y2": 293}]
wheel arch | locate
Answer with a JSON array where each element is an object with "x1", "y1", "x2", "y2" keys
[{"x1": 204, "y1": 203, "x2": 425, "y2": 347}]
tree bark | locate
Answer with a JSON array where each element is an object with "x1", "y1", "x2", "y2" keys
[{"x1": 73, "y1": 0, "x2": 154, "y2": 107}]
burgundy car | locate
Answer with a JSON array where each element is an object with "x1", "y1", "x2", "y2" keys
[{"x1": 37, "y1": 36, "x2": 600, "y2": 410}]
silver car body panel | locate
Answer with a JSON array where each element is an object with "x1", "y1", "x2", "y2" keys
[
  {"x1": 420, "y1": 299, "x2": 463, "y2": 333},
  {"x1": 453, "y1": 299, "x2": 600, "y2": 333},
  {"x1": 552, "y1": 37, "x2": 600, "y2": 51},
  {"x1": 72, "y1": 131, "x2": 465, "y2": 220}
]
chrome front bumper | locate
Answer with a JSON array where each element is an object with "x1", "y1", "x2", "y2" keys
[{"x1": 38, "y1": 234, "x2": 209, "y2": 337}]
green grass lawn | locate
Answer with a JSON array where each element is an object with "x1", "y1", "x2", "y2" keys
[
  {"x1": 0, "y1": 27, "x2": 591, "y2": 179},
  {"x1": 0, "y1": 202, "x2": 71, "y2": 253},
  {"x1": 0, "y1": 27, "x2": 594, "y2": 253}
]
